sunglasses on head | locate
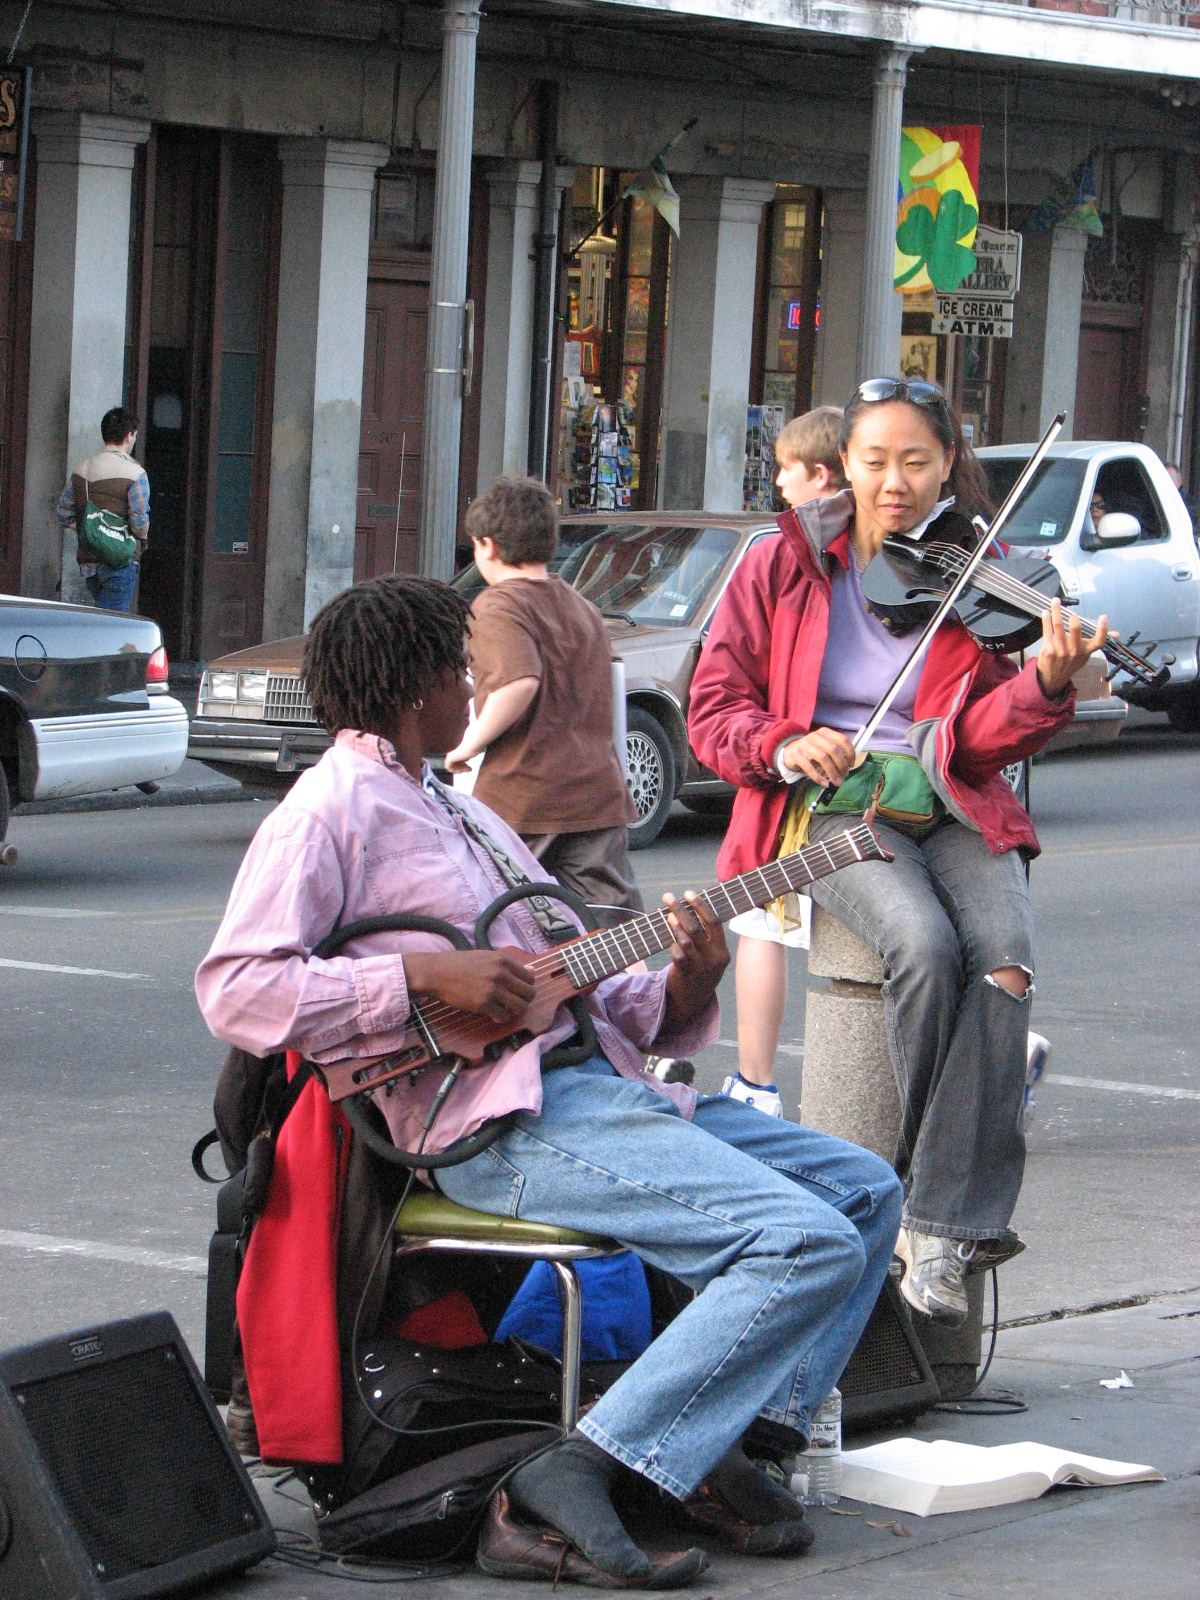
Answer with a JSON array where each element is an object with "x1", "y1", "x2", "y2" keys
[{"x1": 855, "y1": 378, "x2": 946, "y2": 408}]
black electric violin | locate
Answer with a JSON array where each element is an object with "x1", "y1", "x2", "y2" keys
[{"x1": 859, "y1": 527, "x2": 1170, "y2": 691}]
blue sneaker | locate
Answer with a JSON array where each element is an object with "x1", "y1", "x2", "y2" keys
[{"x1": 720, "y1": 1074, "x2": 784, "y2": 1117}]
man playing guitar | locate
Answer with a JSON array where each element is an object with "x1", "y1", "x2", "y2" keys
[{"x1": 196, "y1": 574, "x2": 902, "y2": 1588}]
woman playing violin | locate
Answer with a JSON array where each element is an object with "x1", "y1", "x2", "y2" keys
[{"x1": 688, "y1": 377, "x2": 1109, "y2": 1326}]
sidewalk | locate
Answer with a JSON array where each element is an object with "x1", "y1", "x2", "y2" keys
[
  {"x1": 13, "y1": 757, "x2": 249, "y2": 817},
  {"x1": 212, "y1": 1287, "x2": 1199, "y2": 1599}
]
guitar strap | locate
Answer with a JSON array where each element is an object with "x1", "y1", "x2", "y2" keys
[{"x1": 426, "y1": 775, "x2": 577, "y2": 945}]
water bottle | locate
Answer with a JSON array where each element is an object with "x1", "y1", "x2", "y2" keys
[{"x1": 793, "y1": 1387, "x2": 841, "y2": 1506}]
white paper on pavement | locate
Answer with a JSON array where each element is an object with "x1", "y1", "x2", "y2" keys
[{"x1": 839, "y1": 1438, "x2": 1164, "y2": 1517}]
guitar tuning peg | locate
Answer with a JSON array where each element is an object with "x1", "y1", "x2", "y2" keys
[{"x1": 1125, "y1": 631, "x2": 1141, "y2": 646}]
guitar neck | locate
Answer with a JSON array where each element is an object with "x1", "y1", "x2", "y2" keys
[{"x1": 555, "y1": 821, "x2": 881, "y2": 989}]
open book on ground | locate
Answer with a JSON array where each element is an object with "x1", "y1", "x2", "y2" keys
[{"x1": 839, "y1": 1438, "x2": 1164, "y2": 1517}]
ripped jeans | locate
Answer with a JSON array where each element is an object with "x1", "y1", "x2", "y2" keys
[{"x1": 807, "y1": 811, "x2": 1034, "y2": 1241}]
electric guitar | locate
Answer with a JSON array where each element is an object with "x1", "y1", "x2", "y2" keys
[{"x1": 316, "y1": 821, "x2": 892, "y2": 1103}]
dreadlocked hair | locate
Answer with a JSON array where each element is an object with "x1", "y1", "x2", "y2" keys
[{"x1": 303, "y1": 575, "x2": 472, "y2": 736}]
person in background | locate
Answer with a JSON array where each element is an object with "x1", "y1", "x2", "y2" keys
[
  {"x1": 56, "y1": 407, "x2": 149, "y2": 613},
  {"x1": 721, "y1": 406, "x2": 848, "y2": 1117},
  {"x1": 445, "y1": 476, "x2": 642, "y2": 913},
  {"x1": 1165, "y1": 463, "x2": 1199, "y2": 534}
]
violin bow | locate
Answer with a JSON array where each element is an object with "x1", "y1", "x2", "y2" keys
[{"x1": 806, "y1": 410, "x2": 1067, "y2": 812}]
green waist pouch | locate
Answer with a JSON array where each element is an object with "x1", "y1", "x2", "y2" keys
[{"x1": 806, "y1": 751, "x2": 940, "y2": 826}]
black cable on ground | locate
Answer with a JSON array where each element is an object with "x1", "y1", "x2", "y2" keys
[{"x1": 935, "y1": 1267, "x2": 1027, "y2": 1416}]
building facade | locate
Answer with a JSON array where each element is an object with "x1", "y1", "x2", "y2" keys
[{"x1": 2, "y1": 0, "x2": 1199, "y2": 661}]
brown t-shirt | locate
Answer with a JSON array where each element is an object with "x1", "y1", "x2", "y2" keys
[{"x1": 469, "y1": 576, "x2": 634, "y2": 834}]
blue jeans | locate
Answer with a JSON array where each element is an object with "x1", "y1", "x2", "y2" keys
[
  {"x1": 807, "y1": 811, "x2": 1034, "y2": 1241},
  {"x1": 437, "y1": 1056, "x2": 902, "y2": 1499},
  {"x1": 86, "y1": 560, "x2": 138, "y2": 612}
]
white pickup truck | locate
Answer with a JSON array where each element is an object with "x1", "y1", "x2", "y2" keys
[{"x1": 978, "y1": 442, "x2": 1200, "y2": 730}]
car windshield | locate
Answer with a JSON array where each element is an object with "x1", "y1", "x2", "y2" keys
[
  {"x1": 450, "y1": 523, "x2": 598, "y2": 602},
  {"x1": 980, "y1": 457, "x2": 1088, "y2": 545},
  {"x1": 559, "y1": 524, "x2": 739, "y2": 625}
]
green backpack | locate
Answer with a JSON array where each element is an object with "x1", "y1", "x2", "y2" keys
[{"x1": 79, "y1": 474, "x2": 138, "y2": 569}]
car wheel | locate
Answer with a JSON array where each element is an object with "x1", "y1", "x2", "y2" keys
[
  {"x1": 625, "y1": 708, "x2": 676, "y2": 850},
  {"x1": 1166, "y1": 682, "x2": 1200, "y2": 733}
]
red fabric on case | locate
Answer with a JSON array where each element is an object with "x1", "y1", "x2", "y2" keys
[
  {"x1": 391, "y1": 1290, "x2": 489, "y2": 1349},
  {"x1": 236, "y1": 1049, "x2": 348, "y2": 1464}
]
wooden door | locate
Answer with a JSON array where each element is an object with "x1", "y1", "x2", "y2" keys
[
  {"x1": 1075, "y1": 314, "x2": 1139, "y2": 441},
  {"x1": 137, "y1": 129, "x2": 218, "y2": 661},
  {"x1": 355, "y1": 274, "x2": 427, "y2": 580},
  {"x1": 194, "y1": 137, "x2": 279, "y2": 662}
]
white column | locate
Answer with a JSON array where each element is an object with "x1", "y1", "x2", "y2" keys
[
  {"x1": 858, "y1": 47, "x2": 912, "y2": 382},
  {"x1": 21, "y1": 113, "x2": 149, "y2": 601},
  {"x1": 658, "y1": 176, "x2": 773, "y2": 511},
  {"x1": 1040, "y1": 224, "x2": 1089, "y2": 437},
  {"x1": 476, "y1": 161, "x2": 542, "y2": 491},
  {"x1": 659, "y1": 177, "x2": 722, "y2": 510},
  {"x1": 705, "y1": 179, "x2": 775, "y2": 510},
  {"x1": 813, "y1": 189, "x2": 866, "y2": 408},
  {"x1": 262, "y1": 138, "x2": 387, "y2": 640},
  {"x1": 477, "y1": 161, "x2": 575, "y2": 494},
  {"x1": 419, "y1": 0, "x2": 482, "y2": 579},
  {"x1": 1168, "y1": 227, "x2": 1200, "y2": 465}
]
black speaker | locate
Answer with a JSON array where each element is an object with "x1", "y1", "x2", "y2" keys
[
  {"x1": 0, "y1": 1311, "x2": 275, "y2": 1599},
  {"x1": 837, "y1": 1273, "x2": 940, "y2": 1431}
]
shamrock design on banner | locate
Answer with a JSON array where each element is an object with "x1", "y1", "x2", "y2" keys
[{"x1": 894, "y1": 125, "x2": 981, "y2": 295}]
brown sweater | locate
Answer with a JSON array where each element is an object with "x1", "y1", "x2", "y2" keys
[{"x1": 60, "y1": 446, "x2": 150, "y2": 565}]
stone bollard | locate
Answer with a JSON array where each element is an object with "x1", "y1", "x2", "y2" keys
[{"x1": 802, "y1": 903, "x2": 984, "y2": 1399}]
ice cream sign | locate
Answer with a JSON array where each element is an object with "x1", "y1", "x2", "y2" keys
[{"x1": 894, "y1": 126, "x2": 982, "y2": 295}]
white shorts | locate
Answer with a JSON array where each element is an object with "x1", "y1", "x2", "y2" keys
[{"x1": 729, "y1": 895, "x2": 811, "y2": 949}]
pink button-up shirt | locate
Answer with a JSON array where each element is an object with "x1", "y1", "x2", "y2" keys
[{"x1": 195, "y1": 731, "x2": 716, "y2": 1155}]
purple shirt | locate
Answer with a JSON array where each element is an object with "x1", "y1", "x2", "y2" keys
[
  {"x1": 195, "y1": 730, "x2": 715, "y2": 1155},
  {"x1": 812, "y1": 553, "x2": 928, "y2": 755}
]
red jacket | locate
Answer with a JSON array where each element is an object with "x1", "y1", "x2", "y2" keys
[
  {"x1": 687, "y1": 494, "x2": 1075, "y2": 881},
  {"x1": 236, "y1": 1051, "x2": 349, "y2": 1464}
]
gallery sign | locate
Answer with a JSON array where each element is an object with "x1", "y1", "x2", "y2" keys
[
  {"x1": 0, "y1": 67, "x2": 30, "y2": 242},
  {"x1": 958, "y1": 225, "x2": 1022, "y2": 298},
  {"x1": 931, "y1": 295, "x2": 1015, "y2": 338}
]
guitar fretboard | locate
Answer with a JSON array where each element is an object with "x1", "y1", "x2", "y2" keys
[{"x1": 557, "y1": 822, "x2": 880, "y2": 988}]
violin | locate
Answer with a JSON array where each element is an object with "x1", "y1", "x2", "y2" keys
[{"x1": 859, "y1": 523, "x2": 1169, "y2": 692}]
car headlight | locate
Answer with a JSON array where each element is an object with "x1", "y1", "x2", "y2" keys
[
  {"x1": 204, "y1": 670, "x2": 239, "y2": 701},
  {"x1": 238, "y1": 671, "x2": 268, "y2": 704}
]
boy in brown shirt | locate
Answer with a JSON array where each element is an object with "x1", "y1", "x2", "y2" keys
[{"x1": 445, "y1": 477, "x2": 642, "y2": 912}]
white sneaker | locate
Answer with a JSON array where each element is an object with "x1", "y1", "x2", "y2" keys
[
  {"x1": 1024, "y1": 1032, "x2": 1051, "y2": 1109},
  {"x1": 720, "y1": 1075, "x2": 784, "y2": 1117}
]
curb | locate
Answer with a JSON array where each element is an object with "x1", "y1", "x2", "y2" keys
[{"x1": 14, "y1": 783, "x2": 260, "y2": 818}]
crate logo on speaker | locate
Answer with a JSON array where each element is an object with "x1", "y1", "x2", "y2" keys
[{"x1": 68, "y1": 1334, "x2": 104, "y2": 1361}]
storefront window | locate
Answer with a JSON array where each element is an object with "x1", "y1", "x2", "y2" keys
[
  {"x1": 762, "y1": 197, "x2": 809, "y2": 411},
  {"x1": 560, "y1": 170, "x2": 671, "y2": 512},
  {"x1": 373, "y1": 172, "x2": 435, "y2": 250},
  {"x1": 747, "y1": 187, "x2": 821, "y2": 510}
]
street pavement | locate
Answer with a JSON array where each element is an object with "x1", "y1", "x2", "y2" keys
[{"x1": 0, "y1": 722, "x2": 1197, "y2": 1595}]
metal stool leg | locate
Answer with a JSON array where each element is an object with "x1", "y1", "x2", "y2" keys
[{"x1": 551, "y1": 1260, "x2": 583, "y2": 1431}]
